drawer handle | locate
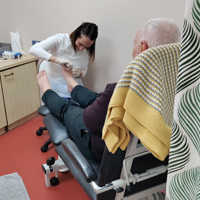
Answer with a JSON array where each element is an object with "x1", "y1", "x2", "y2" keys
[{"x1": 4, "y1": 73, "x2": 14, "y2": 77}]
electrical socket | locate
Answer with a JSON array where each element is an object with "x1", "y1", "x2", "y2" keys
[{"x1": 32, "y1": 40, "x2": 40, "y2": 45}]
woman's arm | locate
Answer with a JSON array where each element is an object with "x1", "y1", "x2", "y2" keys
[
  {"x1": 30, "y1": 34, "x2": 73, "y2": 69},
  {"x1": 29, "y1": 34, "x2": 61, "y2": 61}
]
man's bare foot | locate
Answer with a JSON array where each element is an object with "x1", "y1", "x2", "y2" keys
[
  {"x1": 37, "y1": 70, "x2": 51, "y2": 94},
  {"x1": 62, "y1": 68, "x2": 78, "y2": 93}
]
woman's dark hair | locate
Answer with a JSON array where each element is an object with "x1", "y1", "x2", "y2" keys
[{"x1": 70, "y1": 22, "x2": 98, "y2": 62}]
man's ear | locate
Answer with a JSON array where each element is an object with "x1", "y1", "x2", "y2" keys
[{"x1": 140, "y1": 40, "x2": 148, "y2": 52}]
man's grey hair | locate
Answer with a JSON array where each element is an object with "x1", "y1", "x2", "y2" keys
[{"x1": 139, "y1": 18, "x2": 181, "y2": 48}]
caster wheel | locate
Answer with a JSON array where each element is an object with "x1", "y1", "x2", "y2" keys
[
  {"x1": 46, "y1": 157, "x2": 55, "y2": 165},
  {"x1": 50, "y1": 177, "x2": 59, "y2": 186},
  {"x1": 41, "y1": 145, "x2": 48, "y2": 152},
  {"x1": 36, "y1": 129, "x2": 43, "y2": 136}
]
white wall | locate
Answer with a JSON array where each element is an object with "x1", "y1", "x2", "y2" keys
[{"x1": 0, "y1": 0, "x2": 186, "y2": 92}]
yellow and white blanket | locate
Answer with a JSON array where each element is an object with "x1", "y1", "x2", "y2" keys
[{"x1": 103, "y1": 43, "x2": 181, "y2": 161}]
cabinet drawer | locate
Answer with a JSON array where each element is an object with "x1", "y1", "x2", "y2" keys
[{"x1": 1, "y1": 62, "x2": 40, "y2": 125}]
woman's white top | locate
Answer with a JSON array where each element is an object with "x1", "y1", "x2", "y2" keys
[{"x1": 29, "y1": 33, "x2": 89, "y2": 98}]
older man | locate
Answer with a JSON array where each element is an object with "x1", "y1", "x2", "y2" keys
[{"x1": 37, "y1": 18, "x2": 181, "y2": 162}]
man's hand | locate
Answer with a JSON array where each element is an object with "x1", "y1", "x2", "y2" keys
[
  {"x1": 71, "y1": 67, "x2": 81, "y2": 78},
  {"x1": 56, "y1": 58, "x2": 73, "y2": 71}
]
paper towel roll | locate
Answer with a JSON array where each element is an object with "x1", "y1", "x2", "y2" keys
[{"x1": 10, "y1": 31, "x2": 27, "y2": 55}]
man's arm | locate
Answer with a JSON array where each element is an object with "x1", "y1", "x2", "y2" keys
[{"x1": 83, "y1": 83, "x2": 117, "y2": 132}]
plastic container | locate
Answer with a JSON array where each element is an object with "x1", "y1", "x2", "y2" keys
[{"x1": 1, "y1": 51, "x2": 22, "y2": 59}]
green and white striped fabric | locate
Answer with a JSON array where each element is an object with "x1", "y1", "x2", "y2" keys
[{"x1": 166, "y1": 0, "x2": 200, "y2": 199}]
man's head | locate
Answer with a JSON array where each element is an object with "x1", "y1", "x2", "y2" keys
[{"x1": 132, "y1": 18, "x2": 181, "y2": 58}]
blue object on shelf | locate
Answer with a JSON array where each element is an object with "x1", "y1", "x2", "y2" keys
[{"x1": 1, "y1": 51, "x2": 22, "y2": 59}]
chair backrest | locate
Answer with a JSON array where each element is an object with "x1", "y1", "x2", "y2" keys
[
  {"x1": 103, "y1": 43, "x2": 181, "y2": 161},
  {"x1": 99, "y1": 43, "x2": 181, "y2": 200}
]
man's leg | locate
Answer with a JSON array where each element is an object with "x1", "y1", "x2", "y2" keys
[
  {"x1": 62, "y1": 68, "x2": 78, "y2": 93},
  {"x1": 62, "y1": 68, "x2": 100, "y2": 108},
  {"x1": 37, "y1": 70, "x2": 71, "y2": 120},
  {"x1": 64, "y1": 105, "x2": 96, "y2": 160},
  {"x1": 37, "y1": 71, "x2": 96, "y2": 160}
]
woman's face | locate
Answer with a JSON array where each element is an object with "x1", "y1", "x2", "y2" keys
[{"x1": 75, "y1": 35, "x2": 94, "y2": 51}]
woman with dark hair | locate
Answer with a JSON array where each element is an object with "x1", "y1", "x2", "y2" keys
[{"x1": 30, "y1": 22, "x2": 98, "y2": 99}]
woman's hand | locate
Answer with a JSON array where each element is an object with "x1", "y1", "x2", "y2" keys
[
  {"x1": 71, "y1": 67, "x2": 82, "y2": 78},
  {"x1": 56, "y1": 58, "x2": 73, "y2": 71}
]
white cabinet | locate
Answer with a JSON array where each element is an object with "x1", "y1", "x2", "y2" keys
[{"x1": 0, "y1": 55, "x2": 40, "y2": 133}]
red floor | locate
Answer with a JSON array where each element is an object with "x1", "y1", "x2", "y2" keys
[{"x1": 0, "y1": 116, "x2": 90, "y2": 200}]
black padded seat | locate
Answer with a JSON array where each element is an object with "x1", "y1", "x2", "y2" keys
[
  {"x1": 56, "y1": 144, "x2": 98, "y2": 200},
  {"x1": 56, "y1": 137, "x2": 168, "y2": 200},
  {"x1": 56, "y1": 138, "x2": 126, "y2": 200}
]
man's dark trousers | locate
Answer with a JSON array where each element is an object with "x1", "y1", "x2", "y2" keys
[{"x1": 42, "y1": 85, "x2": 100, "y2": 161}]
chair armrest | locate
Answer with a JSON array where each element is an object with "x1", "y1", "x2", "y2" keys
[
  {"x1": 61, "y1": 138, "x2": 98, "y2": 182},
  {"x1": 38, "y1": 105, "x2": 50, "y2": 116}
]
